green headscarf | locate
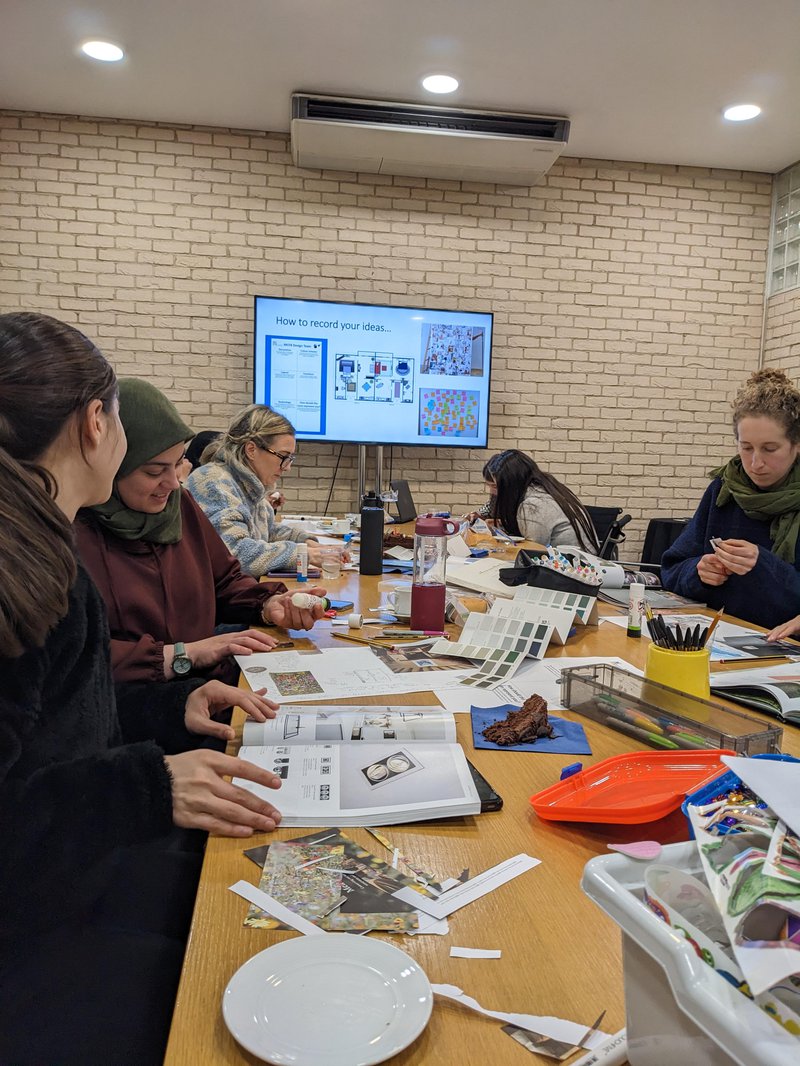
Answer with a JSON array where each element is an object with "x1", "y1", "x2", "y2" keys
[
  {"x1": 712, "y1": 455, "x2": 800, "y2": 563},
  {"x1": 88, "y1": 378, "x2": 193, "y2": 544}
]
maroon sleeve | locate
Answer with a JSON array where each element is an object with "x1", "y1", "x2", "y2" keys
[
  {"x1": 110, "y1": 634, "x2": 167, "y2": 683},
  {"x1": 182, "y1": 494, "x2": 288, "y2": 624}
]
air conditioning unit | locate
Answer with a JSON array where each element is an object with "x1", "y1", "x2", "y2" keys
[{"x1": 290, "y1": 94, "x2": 570, "y2": 186}]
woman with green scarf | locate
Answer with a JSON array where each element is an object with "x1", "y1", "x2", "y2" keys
[
  {"x1": 662, "y1": 368, "x2": 800, "y2": 630},
  {"x1": 76, "y1": 378, "x2": 327, "y2": 685}
]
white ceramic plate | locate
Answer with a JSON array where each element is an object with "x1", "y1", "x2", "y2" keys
[{"x1": 222, "y1": 935, "x2": 433, "y2": 1065}]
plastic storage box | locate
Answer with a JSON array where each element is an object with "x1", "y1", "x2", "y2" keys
[
  {"x1": 680, "y1": 753, "x2": 800, "y2": 838},
  {"x1": 582, "y1": 842, "x2": 800, "y2": 1065},
  {"x1": 561, "y1": 663, "x2": 782, "y2": 755}
]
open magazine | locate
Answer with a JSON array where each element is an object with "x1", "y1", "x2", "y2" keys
[
  {"x1": 710, "y1": 663, "x2": 800, "y2": 723},
  {"x1": 235, "y1": 705, "x2": 480, "y2": 826}
]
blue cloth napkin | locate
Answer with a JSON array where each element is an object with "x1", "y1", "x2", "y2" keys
[{"x1": 471, "y1": 704, "x2": 592, "y2": 754}]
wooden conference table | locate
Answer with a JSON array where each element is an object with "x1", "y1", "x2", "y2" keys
[{"x1": 165, "y1": 558, "x2": 800, "y2": 1066}]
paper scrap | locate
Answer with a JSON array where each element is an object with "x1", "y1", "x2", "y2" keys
[
  {"x1": 228, "y1": 880, "x2": 328, "y2": 936},
  {"x1": 450, "y1": 947, "x2": 502, "y2": 959},
  {"x1": 406, "y1": 913, "x2": 450, "y2": 936},
  {"x1": 393, "y1": 853, "x2": 540, "y2": 918},
  {"x1": 432, "y1": 984, "x2": 609, "y2": 1049}
]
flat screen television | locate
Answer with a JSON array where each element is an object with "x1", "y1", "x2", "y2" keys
[{"x1": 253, "y1": 296, "x2": 493, "y2": 447}]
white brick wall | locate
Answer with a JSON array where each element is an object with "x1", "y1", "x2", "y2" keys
[
  {"x1": 0, "y1": 109, "x2": 776, "y2": 554},
  {"x1": 764, "y1": 289, "x2": 800, "y2": 380}
]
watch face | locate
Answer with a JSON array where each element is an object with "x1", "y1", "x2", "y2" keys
[{"x1": 173, "y1": 656, "x2": 192, "y2": 676}]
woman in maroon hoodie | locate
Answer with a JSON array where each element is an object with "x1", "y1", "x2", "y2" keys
[{"x1": 77, "y1": 378, "x2": 326, "y2": 685}]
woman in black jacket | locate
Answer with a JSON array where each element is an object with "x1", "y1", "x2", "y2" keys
[{"x1": 0, "y1": 312, "x2": 283, "y2": 1065}]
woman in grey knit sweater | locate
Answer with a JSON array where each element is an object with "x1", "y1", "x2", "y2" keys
[{"x1": 186, "y1": 405, "x2": 319, "y2": 575}]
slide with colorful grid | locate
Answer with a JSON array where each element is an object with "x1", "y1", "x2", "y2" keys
[{"x1": 419, "y1": 389, "x2": 480, "y2": 438}]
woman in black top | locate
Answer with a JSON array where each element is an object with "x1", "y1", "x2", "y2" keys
[{"x1": 0, "y1": 313, "x2": 283, "y2": 1065}]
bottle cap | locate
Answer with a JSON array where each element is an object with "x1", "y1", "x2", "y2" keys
[{"x1": 414, "y1": 515, "x2": 458, "y2": 536}]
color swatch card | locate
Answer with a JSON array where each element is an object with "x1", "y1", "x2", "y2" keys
[
  {"x1": 509, "y1": 583, "x2": 599, "y2": 626},
  {"x1": 429, "y1": 613, "x2": 555, "y2": 689},
  {"x1": 490, "y1": 596, "x2": 575, "y2": 646}
]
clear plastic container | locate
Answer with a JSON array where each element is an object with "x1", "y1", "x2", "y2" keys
[
  {"x1": 561, "y1": 663, "x2": 782, "y2": 756},
  {"x1": 582, "y1": 842, "x2": 800, "y2": 1065}
]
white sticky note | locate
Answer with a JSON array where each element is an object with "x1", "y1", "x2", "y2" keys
[{"x1": 450, "y1": 947, "x2": 502, "y2": 959}]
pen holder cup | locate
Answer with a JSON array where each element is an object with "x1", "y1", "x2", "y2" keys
[{"x1": 645, "y1": 645, "x2": 710, "y2": 701}]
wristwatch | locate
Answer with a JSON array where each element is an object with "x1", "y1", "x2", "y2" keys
[{"x1": 172, "y1": 641, "x2": 193, "y2": 676}]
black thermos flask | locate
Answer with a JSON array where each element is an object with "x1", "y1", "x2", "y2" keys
[{"x1": 359, "y1": 491, "x2": 384, "y2": 576}]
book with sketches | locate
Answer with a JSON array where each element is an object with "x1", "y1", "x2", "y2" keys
[
  {"x1": 710, "y1": 663, "x2": 800, "y2": 723},
  {"x1": 235, "y1": 707, "x2": 480, "y2": 826}
]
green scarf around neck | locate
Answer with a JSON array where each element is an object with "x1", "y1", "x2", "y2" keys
[
  {"x1": 87, "y1": 378, "x2": 193, "y2": 544},
  {"x1": 712, "y1": 455, "x2": 800, "y2": 563}
]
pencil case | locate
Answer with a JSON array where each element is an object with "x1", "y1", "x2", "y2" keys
[{"x1": 498, "y1": 549, "x2": 600, "y2": 598}]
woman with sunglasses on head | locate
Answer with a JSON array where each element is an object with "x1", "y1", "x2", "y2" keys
[
  {"x1": 479, "y1": 449, "x2": 600, "y2": 551},
  {"x1": 0, "y1": 314, "x2": 285, "y2": 1065},
  {"x1": 76, "y1": 380, "x2": 327, "y2": 686},
  {"x1": 186, "y1": 405, "x2": 326, "y2": 576}
]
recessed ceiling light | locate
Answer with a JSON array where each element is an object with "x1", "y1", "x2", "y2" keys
[
  {"x1": 723, "y1": 103, "x2": 761, "y2": 122},
  {"x1": 422, "y1": 74, "x2": 459, "y2": 95},
  {"x1": 81, "y1": 40, "x2": 124, "y2": 62}
]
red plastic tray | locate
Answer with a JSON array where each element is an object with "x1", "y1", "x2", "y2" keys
[{"x1": 530, "y1": 749, "x2": 736, "y2": 824}]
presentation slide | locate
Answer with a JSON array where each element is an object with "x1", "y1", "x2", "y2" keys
[{"x1": 253, "y1": 297, "x2": 493, "y2": 447}]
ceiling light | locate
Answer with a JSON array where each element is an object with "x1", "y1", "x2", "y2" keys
[
  {"x1": 723, "y1": 103, "x2": 761, "y2": 122},
  {"x1": 422, "y1": 74, "x2": 458, "y2": 95},
  {"x1": 81, "y1": 40, "x2": 124, "y2": 62}
]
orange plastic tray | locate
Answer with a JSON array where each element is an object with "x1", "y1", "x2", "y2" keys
[{"x1": 529, "y1": 749, "x2": 736, "y2": 824}]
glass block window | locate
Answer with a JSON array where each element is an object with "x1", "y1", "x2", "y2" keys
[{"x1": 770, "y1": 161, "x2": 800, "y2": 296}]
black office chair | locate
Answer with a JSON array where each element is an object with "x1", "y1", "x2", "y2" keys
[
  {"x1": 585, "y1": 505, "x2": 632, "y2": 560},
  {"x1": 640, "y1": 517, "x2": 691, "y2": 567}
]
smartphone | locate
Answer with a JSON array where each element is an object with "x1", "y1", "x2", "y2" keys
[
  {"x1": 467, "y1": 760, "x2": 504, "y2": 812},
  {"x1": 327, "y1": 598, "x2": 355, "y2": 612}
]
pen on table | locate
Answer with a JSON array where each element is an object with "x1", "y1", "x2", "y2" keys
[
  {"x1": 715, "y1": 655, "x2": 789, "y2": 664},
  {"x1": 381, "y1": 629, "x2": 448, "y2": 638},
  {"x1": 331, "y1": 631, "x2": 386, "y2": 648}
]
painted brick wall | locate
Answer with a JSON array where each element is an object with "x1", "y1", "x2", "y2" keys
[{"x1": 0, "y1": 109, "x2": 774, "y2": 554}]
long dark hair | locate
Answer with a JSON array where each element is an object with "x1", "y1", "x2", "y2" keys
[
  {"x1": 0, "y1": 312, "x2": 117, "y2": 656},
  {"x1": 482, "y1": 449, "x2": 600, "y2": 551}
]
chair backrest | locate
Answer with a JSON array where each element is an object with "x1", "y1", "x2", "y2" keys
[
  {"x1": 640, "y1": 517, "x2": 691, "y2": 566},
  {"x1": 585, "y1": 505, "x2": 632, "y2": 560},
  {"x1": 186, "y1": 430, "x2": 221, "y2": 470}
]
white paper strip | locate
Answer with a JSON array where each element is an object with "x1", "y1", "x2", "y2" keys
[
  {"x1": 228, "y1": 880, "x2": 328, "y2": 936},
  {"x1": 393, "y1": 853, "x2": 540, "y2": 918},
  {"x1": 450, "y1": 947, "x2": 502, "y2": 959},
  {"x1": 432, "y1": 984, "x2": 609, "y2": 1049}
]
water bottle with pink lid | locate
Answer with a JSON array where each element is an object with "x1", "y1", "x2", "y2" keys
[{"x1": 410, "y1": 515, "x2": 458, "y2": 631}]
